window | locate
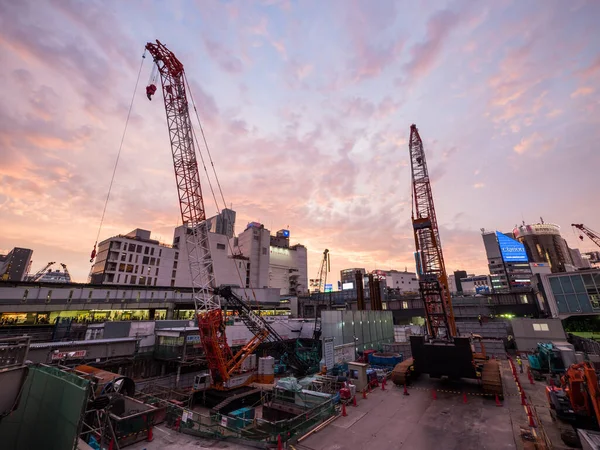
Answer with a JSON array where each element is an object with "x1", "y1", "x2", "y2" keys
[
  {"x1": 121, "y1": 253, "x2": 126, "y2": 262},
  {"x1": 175, "y1": 252, "x2": 179, "y2": 260},
  {"x1": 147, "y1": 277, "x2": 152, "y2": 286},
  {"x1": 159, "y1": 248, "x2": 162, "y2": 257},
  {"x1": 144, "y1": 246, "x2": 150, "y2": 255},
  {"x1": 254, "y1": 235, "x2": 260, "y2": 241},
  {"x1": 68, "y1": 290, "x2": 73, "y2": 302},
  {"x1": 130, "y1": 275, "x2": 137, "y2": 284},
  {"x1": 119, "y1": 263, "x2": 126, "y2": 271},
  {"x1": 128, "y1": 243, "x2": 136, "y2": 252},
  {"x1": 172, "y1": 270, "x2": 177, "y2": 278},
  {"x1": 46, "y1": 290, "x2": 53, "y2": 303},
  {"x1": 124, "y1": 275, "x2": 128, "y2": 283},
  {"x1": 139, "y1": 276, "x2": 146, "y2": 285},
  {"x1": 143, "y1": 256, "x2": 150, "y2": 264},
  {"x1": 117, "y1": 274, "x2": 121, "y2": 283},
  {"x1": 173, "y1": 261, "x2": 178, "y2": 269},
  {"x1": 217, "y1": 243, "x2": 226, "y2": 250},
  {"x1": 128, "y1": 254, "x2": 133, "y2": 263},
  {"x1": 262, "y1": 247, "x2": 267, "y2": 255},
  {"x1": 125, "y1": 264, "x2": 134, "y2": 273},
  {"x1": 154, "y1": 278, "x2": 158, "y2": 286},
  {"x1": 170, "y1": 280, "x2": 175, "y2": 287},
  {"x1": 150, "y1": 257, "x2": 156, "y2": 265},
  {"x1": 155, "y1": 267, "x2": 159, "y2": 276},
  {"x1": 151, "y1": 247, "x2": 155, "y2": 255},
  {"x1": 402, "y1": 301, "x2": 409, "y2": 309},
  {"x1": 88, "y1": 290, "x2": 93, "y2": 301},
  {"x1": 142, "y1": 266, "x2": 145, "y2": 274},
  {"x1": 157, "y1": 258, "x2": 161, "y2": 266},
  {"x1": 106, "y1": 291, "x2": 111, "y2": 302},
  {"x1": 533, "y1": 323, "x2": 549, "y2": 331},
  {"x1": 135, "y1": 265, "x2": 139, "y2": 274},
  {"x1": 135, "y1": 255, "x2": 139, "y2": 264},
  {"x1": 136, "y1": 245, "x2": 142, "y2": 253}
]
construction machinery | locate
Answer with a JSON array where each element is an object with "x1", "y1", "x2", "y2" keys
[
  {"x1": 26, "y1": 262, "x2": 55, "y2": 282},
  {"x1": 572, "y1": 223, "x2": 600, "y2": 249},
  {"x1": 311, "y1": 249, "x2": 330, "y2": 293},
  {"x1": 528, "y1": 342, "x2": 575, "y2": 380},
  {"x1": 546, "y1": 362, "x2": 600, "y2": 445},
  {"x1": 145, "y1": 40, "x2": 316, "y2": 390},
  {"x1": 145, "y1": 40, "x2": 276, "y2": 390},
  {"x1": 392, "y1": 124, "x2": 502, "y2": 397}
]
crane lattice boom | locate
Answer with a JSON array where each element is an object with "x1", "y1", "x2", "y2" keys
[
  {"x1": 572, "y1": 223, "x2": 600, "y2": 249},
  {"x1": 409, "y1": 124, "x2": 456, "y2": 339},
  {"x1": 145, "y1": 40, "x2": 233, "y2": 383}
]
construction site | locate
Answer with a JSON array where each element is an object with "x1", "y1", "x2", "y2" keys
[{"x1": 3, "y1": 39, "x2": 600, "y2": 450}]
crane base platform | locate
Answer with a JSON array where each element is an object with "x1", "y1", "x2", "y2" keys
[{"x1": 410, "y1": 335, "x2": 477, "y2": 380}]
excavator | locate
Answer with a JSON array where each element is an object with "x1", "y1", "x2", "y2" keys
[
  {"x1": 391, "y1": 124, "x2": 503, "y2": 398},
  {"x1": 546, "y1": 362, "x2": 600, "y2": 445}
]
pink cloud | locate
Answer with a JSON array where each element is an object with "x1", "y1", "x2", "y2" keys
[
  {"x1": 403, "y1": 10, "x2": 461, "y2": 79},
  {"x1": 571, "y1": 86, "x2": 595, "y2": 98},
  {"x1": 203, "y1": 38, "x2": 244, "y2": 74}
]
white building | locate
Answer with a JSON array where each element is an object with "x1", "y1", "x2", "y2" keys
[
  {"x1": 459, "y1": 275, "x2": 491, "y2": 294},
  {"x1": 373, "y1": 269, "x2": 419, "y2": 294},
  {"x1": 89, "y1": 218, "x2": 308, "y2": 298}
]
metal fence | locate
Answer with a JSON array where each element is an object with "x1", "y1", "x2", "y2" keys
[{"x1": 147, "y1": 389, "x2": 337, "y2": 448}]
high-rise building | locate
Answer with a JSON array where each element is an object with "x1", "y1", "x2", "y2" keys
[
  {"x1": 372, "y1": 269, "x2": 419, "y2": 293},
  {"x1": 482, "y1": 230, "x2": 533, "y2": 292},
  {"x1": 0, "y1": 248, "x2": 33, "y2": 281},
  {"x1": 513, "y1": 222, "x2": 574, "y2": 273},
  {"x1": 268, "y1": 229, "x2": 307, "y2": 296},
  {"x1": 206, "y1": 208, "x2": 236, "y2": 239},
  {"x1": 453, "y1": 270, "x2": 468, "y2": 293},
  {"x1": 340, "y1": 268, "x2": 366, "y2": 290}
]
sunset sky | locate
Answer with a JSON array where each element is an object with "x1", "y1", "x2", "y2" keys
[{"x1": 1, "y1": 0, "x2": 599, "y2": 285}]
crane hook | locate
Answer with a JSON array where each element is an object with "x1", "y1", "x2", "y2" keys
[{"x1": 146, "y1": 84, "x2": 157, "y2": 101}]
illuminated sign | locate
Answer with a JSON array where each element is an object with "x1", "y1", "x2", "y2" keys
[
  {"x1": 342, "y1": 282, "x2": 354, "y2": 290},
  {"x1": 324, "y1": 284, "x2": 333, "y2": 292},
  {"x1": 282, "y1": 229, "x2": 290, "y2": 237},
  {"x1": 496, "y1": 232, "x2": 528, "y2": 262}
]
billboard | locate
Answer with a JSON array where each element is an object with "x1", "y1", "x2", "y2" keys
[
  {"x1": 496, "y1": 231, "x2": 528, "y2": 262},
  {"x1": 342, "y1": 282, "x2": 354, "y2": 290},
  {"x1": 324, "y1": 284, "x2": 333, "y2": 292}
]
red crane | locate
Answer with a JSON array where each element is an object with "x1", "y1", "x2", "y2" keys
[
  {"x1": 409, "y1": 124, "x2": 456, "y2": 339},
  {"x1": 145, "y1": 40, "x2": 268, "y2": 388},
  {"x1": 572, "y1": 223, "x2": 600, "y2": 249}
]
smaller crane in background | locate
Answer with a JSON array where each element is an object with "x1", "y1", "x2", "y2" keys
[
  {"x1": 312, "y1": 249, "x2": 330, "y2": 293},
  {"x1": 572, "y1": 223, "x2": 600, "y2": 249},
  {"x1": 27, "y1": 262, "x2": 56, "y2": 282}
]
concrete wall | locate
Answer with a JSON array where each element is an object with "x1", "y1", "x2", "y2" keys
[
  {"x1": 456, "y1": 320, "x2": 509, "y2": 339},
  {"x1": 511, "y1": 318, "x2": 566, "y2": 352},
  {"x1": 27, "y1": 340, "x2": 137, "y2": 364},
  {"x1": 320, "y1": 310, "x2": 394, "y2": 352}
]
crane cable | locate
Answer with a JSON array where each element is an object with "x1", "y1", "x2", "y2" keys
[
  {"x1": 90, "y1": 51, "x2": 146, "y2": 263},
  {"x1": 183, "y1": 73, "x2": 261, "y2": 308}
]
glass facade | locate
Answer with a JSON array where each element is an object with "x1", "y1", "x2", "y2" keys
[{"x1": 549, "y1": 273, "x2": 600, "y2": 314}]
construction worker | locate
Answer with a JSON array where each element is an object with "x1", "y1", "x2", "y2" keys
[{"x1": 516, "y1": 356, "x2": 523, "y2": 373}]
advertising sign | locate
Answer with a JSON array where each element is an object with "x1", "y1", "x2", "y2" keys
[
  {"x1": 342, "y1": 282, "x2": 354, "y2": 290},
  {"x1": 496, "y1": 232, "x2": 528, "y2": 262},
  {"x1": 324, "y1": 284, "x2": 333, "y2": 292},
  {"x1": 51, "y1": 350, "x2": 87, "y2": 361}
]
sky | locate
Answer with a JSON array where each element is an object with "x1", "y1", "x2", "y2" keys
[{"x1": 0, "y1": 0, "x2": 599, "y2": 285}]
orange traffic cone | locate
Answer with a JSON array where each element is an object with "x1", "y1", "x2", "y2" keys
[
  {"x1": 432, "y1": 389, "x2": 437, "y2": 400},
  {"x1": 495, "y1": 394, "x2": 502, "y2": 407},
  {"x1": 381, "y1": 379, "x2": 386, "y2": 391},
  {"x1": 527, "y1": 408, "x2": 536, "y2": 428},
  {"x1": 352, "y1": 396, "x2": 357, "y2": 407},
  {"x1": 147, "y1": 426, "x2": 153, "y2": 442},
  {"x1": 363, "y1": 388, "x2": 367, "y2": 399},
  {"x1": 342, "y1": 403, "x2": 347, "y2": 417},
  {"x1": 108, "y1": 439, "x2": 114, "y2": 450},
  {"x1": 403, "y1": 384, "x2": 409, "y2": 396},
  {"x1": 277, "y1": 434, "x2": 283, "y2": 450},
  {"x1": 462, "y1": 392, "x2": 468, "y2": 404}
]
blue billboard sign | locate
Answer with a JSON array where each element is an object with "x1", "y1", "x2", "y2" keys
[
  {"x1": 324, "y1": 284, "x2": 333, "y2": 292},
  {"x1": 496, "y1": 232, "x2": 528, "y2": 262}
]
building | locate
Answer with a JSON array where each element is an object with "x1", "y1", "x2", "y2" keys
[
  {"x1": 453, "y1": 270, "x2": 468, "y2": 293},
  {"x1": 0, "y1": 248, "x2": 33, "y2": 282},
  {"x1": 482, "y1": 230, "x2": 533, "y2": 292},
  {"x1": 513, "y1": 222, "x2": 576, "y2": 273},
  {"x1": 268, "y1": 229, "x2": 308, "y2": 296},
  {"x1": 539, "y1": 268, "x2": 600, "y2": 318},
  {"x1": 340, "y1": 268, "x2": 366, "y2": 290},
  {"x1": 206, "y1": 208, "x2": 236, "y2": 239},
  {"x1": 372, "y1": 269, "x2": 419, "y2": 294},
  {"x1": 89, "y1": 229, "x2": 176, "y2": 286},
  {"x1": 459, "y1": 275, "x2": 491, "y2": 294}
]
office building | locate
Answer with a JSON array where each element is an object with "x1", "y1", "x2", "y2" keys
[
  {"x1": 459, "y1": 275, "x2": 491, "y2": 294},
  {"x1": 540, "y1": 269, "x2": 600, "y2": 317},
  {"x1": 372, "y1": 269, "x2": 419, "y2": 294},
  {"x1": 482, "y1": 230, "x2": 533, "y2": 292},
  {"x1": 513, "y1": 222, "x2": 575, "y2": 273},
  {"x1": 206, "y1": 208, "x2": 236, "y2": 239},
  {"x1": 0, "y1": 248, "x2": 33, "y2": 282},
  {"x1": 268, "y1": 229, "x2": 308, "y2": 296},
  {"x1": 340, "y1": 268, "x2": 366, "y2": 290},
  {"x1": 453, "y1": 270, "x2": 468, "y2": 293}
]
